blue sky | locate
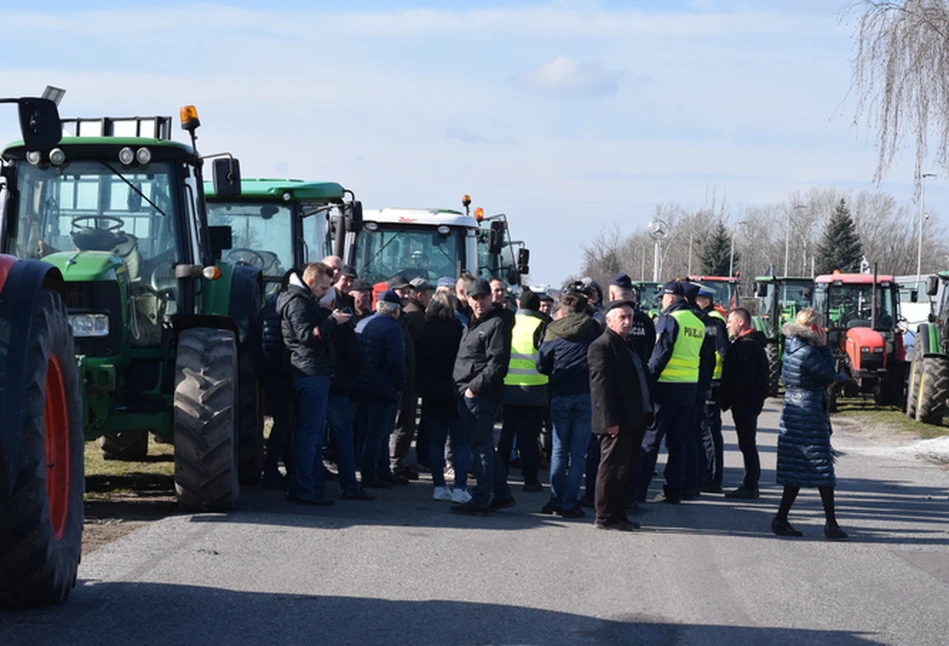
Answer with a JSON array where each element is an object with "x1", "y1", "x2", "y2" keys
[{"x1": 1, "y1": 1, "x2": 943, "y2": 284}]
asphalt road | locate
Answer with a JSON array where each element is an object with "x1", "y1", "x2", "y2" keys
[{"x1": 3, "y1": 400, "x2": 948, "y2": 645}]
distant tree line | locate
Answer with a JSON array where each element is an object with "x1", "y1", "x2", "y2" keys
[{"x1": 578, "y1": 187, "x2": 949, "y2": 293}]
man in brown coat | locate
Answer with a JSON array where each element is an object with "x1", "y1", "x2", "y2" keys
[{"x1": 588, "y1": 301, "x2": 653, "y2": 530}]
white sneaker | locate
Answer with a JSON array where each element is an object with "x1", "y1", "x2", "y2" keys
[
  {"x1": 451, "y1": 488, "x2": 472, "y2": 504},
  {"x1": 433, "y1": 486, "x2": 453, "y2": 502}
]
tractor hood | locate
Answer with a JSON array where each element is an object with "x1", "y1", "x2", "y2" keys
[
  {"x1": 42, "y1": 251, "x2": 126, "y2": 282},
  {"x1": 845, "y1": 326, "x2": 886, "y2": 349}
]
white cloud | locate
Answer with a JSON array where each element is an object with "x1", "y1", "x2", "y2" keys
[
  {"x1": 510, "y1": 56, "x2": 622, "y2": 98},
  {"x1": 444, "y1": 127, "x2": 515, "y2": 145}
]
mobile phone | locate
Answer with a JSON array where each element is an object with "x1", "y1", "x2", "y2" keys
[{"x1": 339, "y1": 307, "x2": 354, "y2": 316}]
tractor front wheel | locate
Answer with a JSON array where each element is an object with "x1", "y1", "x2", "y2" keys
[
  {"x1": 0, "y1": 289, "x2": 84, "y2": 607},
  {"x1": 916, "y1": 354, "x2": 949, "y2": 426},
  {"x1": 766, "y1": 343, "x2": 781, "y2": 398},
  {"x1": 173, "y1": 328, "x2": 240, "y2": 511}
]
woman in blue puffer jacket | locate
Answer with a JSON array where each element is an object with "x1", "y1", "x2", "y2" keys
[{"x1": 774, "y1": 309, "x2": 848, "y2": 540}]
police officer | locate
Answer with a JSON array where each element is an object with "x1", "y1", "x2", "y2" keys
[
  {"x1": 680, "y1": 282, "x2": 716, "y2": 499},
  {"x1": 637, "y1": 280, "x2": 705, "y2": 504},
  {"x1": 695, "y1": 285, "x2": 728, "y2": 494},
  {"x1": 499, "y1": 290, "x2": 549, "y2": 492}
]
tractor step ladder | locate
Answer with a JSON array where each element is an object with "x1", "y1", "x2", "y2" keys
[{"x1": 61, "y1": 116, "x2": 172, "y2": 140}]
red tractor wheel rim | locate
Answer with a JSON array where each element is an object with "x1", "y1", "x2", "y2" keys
[{"x1": 44, "y1": 354, "x2": 70, "y2": 540}]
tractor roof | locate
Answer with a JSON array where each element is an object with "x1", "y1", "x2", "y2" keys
[
  {"x1": 754, "y1": 276, "x2": 813, "y2": 282},
  {"x1": 815, "y1": 273, "x2": 895, "y2": 284},
  {"x1": 362, "y1": 207, "x2": 479, "y2": 228},
  {"x1": 3, "y1": 136, "x2": 194, "y2": 156},
  {"x1": 688, "y1": 275, "x2": 740, "y2": 283},
  {"x1": 205, "y1": 178, "x2": 346, "y2": 202}
]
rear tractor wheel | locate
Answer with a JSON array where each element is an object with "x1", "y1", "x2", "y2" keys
[
  {"x1": 916, "y1": 354, "x2": 949, "y2": 426},
  {"x1": 766, "y1": 342, "x2": 781, "y2": 397}
]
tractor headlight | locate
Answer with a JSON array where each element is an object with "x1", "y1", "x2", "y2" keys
[
  {"x1": 26, "y1": 150, "x2": 42, "y2": 165},
  {"x1": 69, "y1": 313, "x2": 110, "y2": 338},
  {"x1": 437, "y1": 225, "x2": 450, "y2": 235},
  {"x1": 49, "y1": 148, "x2": 66, "y2": 165},
  {"x1": 118, "y1": 146, "x2": 135, "y2": 165},
  {"x1": 873, "y1": 347, "x2": 884, "y2": 354},
  {"x1": 135, "y1": 147, "x2": 152, "y2": 165},
  {"x1": 860, "y1": 347, "x2": 871, "y2": 353}
]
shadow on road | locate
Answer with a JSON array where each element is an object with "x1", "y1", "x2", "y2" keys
[{"x1": 0, "y1": 583, "x2": 882, "y2": 645}]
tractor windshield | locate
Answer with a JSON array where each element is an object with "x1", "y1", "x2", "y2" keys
[
  {"x1": 354, "y1": 224, "x2": 464, "y2": 285},
  {"x1": 634, "y1": 282, "x2": 662, "y2": 313},
  {"x1": 10, "y1": 160, "x2": 181, "y2": 280},
  {"x1": 764, "y1": 280, "x2": 813, "y2": 325},
  {"x1": 698, "y1": 281, "x2": 739, "y2": 308},
  {"x1": 817, "y1": 283, "x2": 897, "y2": 330},
  {"x1": 206, "y1": 201, "x2": 293, "y2": 279}
]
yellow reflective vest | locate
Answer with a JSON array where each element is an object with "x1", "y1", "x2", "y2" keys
[
  {"x1": 503, "y1": 313, "x2": 549, "y2": 387},
  {"x1": 708, "y1": 309, "x2": 726, "y2": 381},
  {"x1": 658, "y1": 309, "x2": 705, "y2": 384}
]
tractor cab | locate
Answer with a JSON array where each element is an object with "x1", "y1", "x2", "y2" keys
[
  {"x1": 755, "y1": 276, "x2": 814, "y2": 340},
  {"x1": 688, "y1": 275, "x2": 740, "y2": 311},
  {"x1": 205, "y1": 179, "x2": 360, "y2": 296},
  {"x1": 472, "y1": 207, "x2": 530, "y2": 289},
  {"x1": 631, "y1": 280, "x2": 662, "y2": 317},
  {"x1": 814, "y1": 273, "x2": 905, "y2": 406}
]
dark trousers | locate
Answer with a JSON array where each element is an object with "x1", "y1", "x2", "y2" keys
[
  {"x1": 584, "y1": 434, "x2": 600, "y2": 502},
  {"x1": 354, "y1": 395, "x2": 398, "y2": 482},
  {"x1": 732, "y1": 406, "x2": 761, "y2": 490},
  {"x1": 683, "y1": 377, "x2": 712, "y2": 494},
  {"x1": 639, "y1": 399, "x2": 694, "y2": 501},
  {"x1": 263, "y1": 375, "x2": 296, "y2": 480},
  {"x1": 458, "y1": 396, "x2": 511, "y2": 509},
  {"x1": 498, "y1": 404, "x2": 544, "y2": 485},
  {"x1": 702, "y1": 384, "x2": 724, "y2": 489},
  {"x1": 595, "y1": 428, "x2": 640, "y2": 525},
  {"x1": 390, "y1": 390, "x2": 419, "y2": 471}
]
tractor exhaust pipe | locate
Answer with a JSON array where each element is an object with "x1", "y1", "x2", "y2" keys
[{"x1": 871, "y1": 263, "x2": 878, "y2": 330}]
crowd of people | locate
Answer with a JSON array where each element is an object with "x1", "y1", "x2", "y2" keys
[{"x1": 258, "y1": 257, "x2": 849, "y2": 538}]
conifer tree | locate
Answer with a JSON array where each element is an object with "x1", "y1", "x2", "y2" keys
[
  {"x1": 815, "y1": 199, "x2": 864, "y2": 274},
  {"x1": 699, "y1": 221, "x2": 736, "y2": 276}
]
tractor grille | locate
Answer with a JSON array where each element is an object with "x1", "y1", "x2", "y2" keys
[
  {"x1": 859, "y1": 354, "x2": 884, "y2": 372},
  {"x1": 63, "y1": 281, "x2": 123, "y2": 357}
]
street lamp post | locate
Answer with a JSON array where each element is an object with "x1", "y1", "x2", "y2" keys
[
  {"x1": 729, "y1": 220, "x2": 747, "y2": 278},
  {"x1": 918, "y1": 173, "x2": 936, "y2": 289},
  {"x1": 648, "y1": 219, "x2": 669, "y2": 282},
  {"x1": 785, "y1": 204, "x2": 805, "y2": 276}
]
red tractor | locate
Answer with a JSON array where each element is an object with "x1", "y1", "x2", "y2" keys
[
  {"x1": 814, "y1": 273, "x2": 906, "y2": 410},
  {"x1": 688, "y1": 275, "x2": 740, "y2": 316}
]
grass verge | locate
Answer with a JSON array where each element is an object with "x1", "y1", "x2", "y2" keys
[{"x1": 832, "y1": 398, "x2": 949, "y2": 440}]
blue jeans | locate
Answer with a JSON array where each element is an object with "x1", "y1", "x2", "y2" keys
[
  {"x1": 354, "y1": 395, "x2": 398, "y2": 482},
  {"x1": 325, "y1": 394, "x2": 359, "y2": 492},
  {"x1": 458, "y1": 396, "x2": 511, "y2": 508},
  {"x1": 549, "y1": 393, "x2": 593, "y2": 509},
  {"x1": 292, "y1": 375, "x2": 331, "y2": 500},
  {"x1": 425, "y1": 413, "x2": 470, "y2": 490}
]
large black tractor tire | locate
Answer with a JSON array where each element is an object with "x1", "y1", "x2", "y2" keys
[
  {"x1": 916, "y1": 354, "x2": 949, "y2": 426},
  {"x1": 237, "y1": 350, "x2": 263, "y2": 486},
  {"x1": 907, "y1": 324, "x2": 931, "y2": 418},
  {"x1": 0, "y1": 289, "x2": 84, "y2": 607},
  {"x1": 766, "y1": 343, "x2": 781, "y2": 397},
  {"x1": 99, "y1": 430, "x2": 149, "y2": 461},
  {"x1": 173, "y1": 328, "x2": 240, "y2": 511}
]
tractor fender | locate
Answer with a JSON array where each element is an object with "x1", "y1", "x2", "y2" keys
[
  {"x1": 171, "y1": 313, "x2": 239, "y2": 338},
  {"x1": 845, "y1": 327, "x2": 886, "y2": 372},
  {"x1": 0, "y1": 255, "x2": 66, "y2": 499}
]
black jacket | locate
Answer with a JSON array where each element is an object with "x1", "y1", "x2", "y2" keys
[
  {"x1": 352, "y1": 313, "x2": 405, "y2": 402},
  {"x1": 628, "y1": 308, "x2": 656, "y2": 365},
  {"x1": 588, "y1": 328, "x2": 653, "y2": 435},
  {"x1": 453, "y1": 307, "x2": 511, "y2": 401},
  {"x1": 416, "y1": 316, "x2": 464, "y2": 417},
  {"x1": 720, "y1": 329, "x2": 769, "y2": 412},
  {"x1": 329, "y1": 320, "x2": 363, "y2": 396},
  {"x1": 259, "y1": 292, "x2": 290, "y2": 377},
  {"x1": 276, "y1": 281, "x2": 338, "y2": 378},
  {"x1": 401, "y1": 300, "x2": 425, "y2": 390}
]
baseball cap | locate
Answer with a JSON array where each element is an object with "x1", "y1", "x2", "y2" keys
[
  {"x1": 466, "y1": 278, "x2": 491, "y2": 297},
  {"x1": 410, "y1": 277, "x2": 434, "y2": 292},
  {"x1": 611, "y1": 273, "x2": 633, "y2": 290},
  {"x1": 339, "y1": 265, "x2": 358, "y2": 279},
  {"x1": 378, "y1": 290, "x2": 402, "y2": 305},
  {"x1": 388, "y1": 275, "x2": 411, "y2": 290},
  {"x1": 436, "y1": 276, "x2": 455, "y2": 289},
  {"x1": 349, "y1": 279, "x2": 372, "y2": 292}
]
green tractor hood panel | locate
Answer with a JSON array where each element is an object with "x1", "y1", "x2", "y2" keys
[{"x1": 42, "y1": 251, "x2": 126, "y2": 282}]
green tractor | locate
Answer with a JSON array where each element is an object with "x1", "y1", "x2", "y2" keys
[
  {"x1": 0, "y1": 95, "x2": 85, "y2": 606},
  {"x1": 631, "y1": 280, "x2": 662, "y2": 318},
  {"x1": 907, "y1": 273, "x2": 949, "y2": 424},
  {"x1": 205, "y1": 178, "x2": 362, "y2": 295},
  {"x1": 0, "y1": 104, "x2": 265, "y2": 511},
  {"x1": 753, "y1": 276, "x2": 814, "y2": 396}
]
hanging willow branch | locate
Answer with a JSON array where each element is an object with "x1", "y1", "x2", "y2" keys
[{"x1": 844, "y1": 0, "x2": 949, "y2": 188}]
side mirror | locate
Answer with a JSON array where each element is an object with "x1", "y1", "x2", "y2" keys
[
  {"x1": 489, "y1": 220, "x2": 504, "y2": 255},
  {"x1": 345, "y1": 200, "x2": 363, "y2": 233},
  {"x1": 910, "y1": 289, "x2": 919, "y2": 303},
  {"x1": 755, "y1": 282, "x2": 767, "y2": 298},
  {"x1": 926, "y1": 275, "x2": 939, "y2": 297},
  {"x1": 517, "y1": 247, "x2": 530, "y2": 276},
  {"x1": 208, "y1": 225, "x2": 232, "y2": 261},
  {"x1": 17, "y1": 98, "x2": 62, "y2": 151},
  {"x1": 212, "y1": 158, "x2": 241, "y2": 197}
]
